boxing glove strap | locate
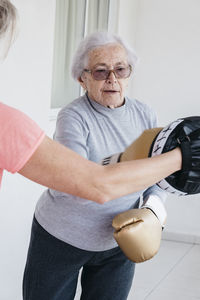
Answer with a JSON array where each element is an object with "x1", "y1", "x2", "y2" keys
[
  {"x1": 141, "y1": 195, "x2": 167, "y2": 228},
  {"x1": 101, "y1": 153, "x2": 121, "y2": 165}
]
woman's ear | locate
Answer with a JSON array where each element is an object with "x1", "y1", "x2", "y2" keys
[{"x1": 78, "y1": 76, "x2": 87, "y2": 90}]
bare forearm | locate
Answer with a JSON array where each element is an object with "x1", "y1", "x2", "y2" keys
[
  {"x1": 18, "y1": 137, "x2": 103, "y2": 201},
  {"x1": 102, "y1": 148, "x2": 182, "y2": 200},
  {"x1": 19, "y1": 136, "x2": 181, "y2": 204}
]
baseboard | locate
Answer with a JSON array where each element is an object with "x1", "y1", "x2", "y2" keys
[{"x1": 162, "y1": 230, "x2": 200, "y2": 245}]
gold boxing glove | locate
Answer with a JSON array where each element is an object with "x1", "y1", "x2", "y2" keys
[
  {"x1": 101, "y1": 128, "x2": 167, "y2": 263},
  {"x1": 112, "y1": 207, "x2": 162, "y2": 263},
  {"x1": 101, "y1": 128, "x2": 163, "y2": 165},
  {"x1": 120, "y1": 128, "x2": 163, "y2": 161}
]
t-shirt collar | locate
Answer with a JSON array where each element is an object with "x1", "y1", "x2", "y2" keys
[{"x1": 85, "y1": 93, "x2": 127, "y2": 117}]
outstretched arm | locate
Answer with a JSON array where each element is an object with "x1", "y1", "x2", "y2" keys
[{"x1": 19, "y1": 136, "x2": 182, "y2": 204}]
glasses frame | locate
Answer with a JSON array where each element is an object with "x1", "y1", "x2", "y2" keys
[{"x1": 83, "y1": 65, "x2": 132, "y2": 81}]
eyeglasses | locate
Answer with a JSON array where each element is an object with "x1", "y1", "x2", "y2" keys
[{"x1": 83, "y1": 65, "x2": 132, "y2": 81}]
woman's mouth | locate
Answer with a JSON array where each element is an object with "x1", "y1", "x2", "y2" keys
[{"x1": 103, "y1": 90, "x2": 119, "y2": 94}]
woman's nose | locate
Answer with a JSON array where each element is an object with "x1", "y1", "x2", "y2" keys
[{"x1": 106, "y1": 70, "x2": 117, "y2": 83}]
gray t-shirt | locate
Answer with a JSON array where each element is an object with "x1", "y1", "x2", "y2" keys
[{"x1": 35, "y1": 94, "x2": 166, "y2": 251}]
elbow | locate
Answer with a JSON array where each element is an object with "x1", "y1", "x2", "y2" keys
[
  {"x1": 91, "y1": 183, "x2": 113, "y2": 204},
  {"x1": 96, "y1": 193, "x2": 112, "y2": 205},
  {"x1": 89, "y1": 189, "x2": 112, "y2": 205},
  {"x1": 90, "y1": 166, "x2": 115, "y2": 204}
]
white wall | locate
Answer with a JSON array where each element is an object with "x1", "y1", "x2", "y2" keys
[
  {"x1": 0, "y1": 1, "x2": 56, "y2": 299},
  {"x1": 1, "y1": 0, "x2": 200, "y2": 299},
  {"x1": 118, "y1": 0, "x2": 200, "y2": 243}
]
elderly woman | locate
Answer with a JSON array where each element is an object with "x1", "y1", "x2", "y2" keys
[
  {"x1": 22, "y1": 32, "x2": 182, "y2": 300},
  {"x1": 0, "y1": 4, "x2": 184, "y2": 299}
]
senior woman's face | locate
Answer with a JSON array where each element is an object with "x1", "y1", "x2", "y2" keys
[{"x1": 80, "y1": 43, "x2": 131, "y2": 108}]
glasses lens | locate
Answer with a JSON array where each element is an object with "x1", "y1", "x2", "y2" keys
[
  {"x1": 92, "y1": 69, "x2": 109, "y2": 80},
  {"x1": 91, "y1": 66, "x2": 131, "y2": 80},
  {"x1": 115, "y1": 66, "x2": 131, "y2": 78}
]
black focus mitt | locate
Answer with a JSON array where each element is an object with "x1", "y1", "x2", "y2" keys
[{"x1": 150, "y1": 116, "x2": 200, "y2": 195}]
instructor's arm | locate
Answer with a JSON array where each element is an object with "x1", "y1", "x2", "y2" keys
[{"x1": 19, "y1": 136, "x2": 182, "y2": 204}]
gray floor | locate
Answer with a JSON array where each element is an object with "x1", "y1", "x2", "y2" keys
[
  {"x1": 75, "y1": 240, "x2": 200, "y2": 300},
  {"x1": 128, "y1": 240, "x2": 200, "y2": 300}
]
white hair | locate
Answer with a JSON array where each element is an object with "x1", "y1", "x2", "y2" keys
[
  {"x1": 0, "y1": 0, "x2": 17, "y2": 58},
  {"x1": 71, "y1": 31, "x2": 139, "y2": 81}
]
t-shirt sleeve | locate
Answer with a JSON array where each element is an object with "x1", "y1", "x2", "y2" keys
[
  {"x1": 0, "y1": 103, "x2": 45, "y2": 174},
  {"x1": 54, "y1": 108, "x2": 89, "y2": 159}
]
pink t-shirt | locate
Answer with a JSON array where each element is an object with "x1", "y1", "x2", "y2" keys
[{"x1": 0, "y1": 103, "x2": 45, "y2": 187}]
